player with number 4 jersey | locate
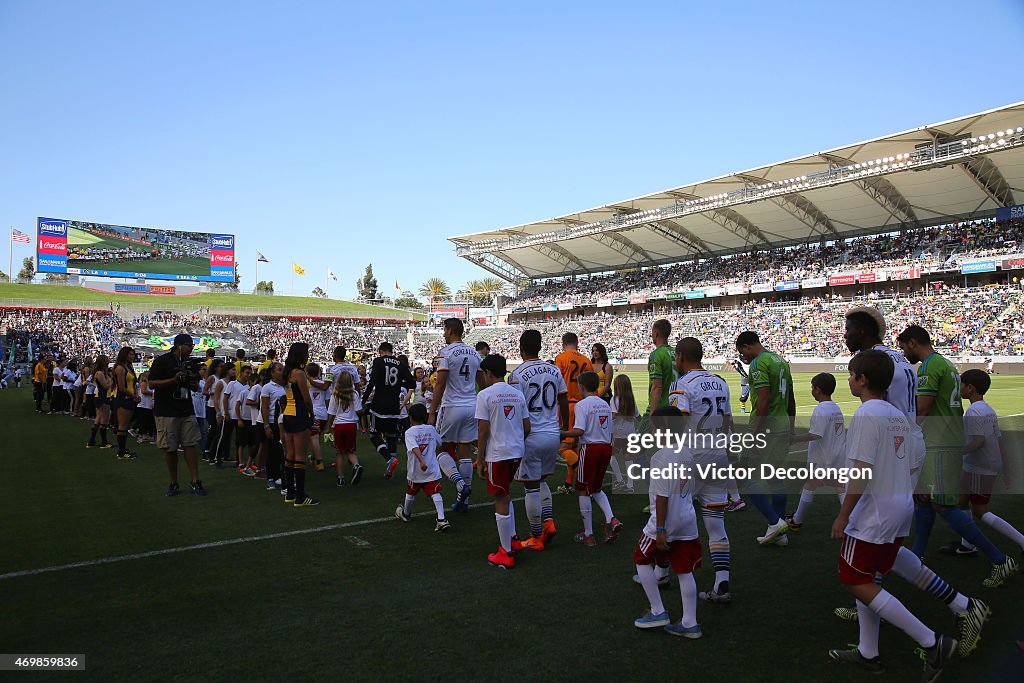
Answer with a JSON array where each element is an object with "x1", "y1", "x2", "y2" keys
[{"x1": 430, "y1": 318, "x2": 485, "y2": 512}]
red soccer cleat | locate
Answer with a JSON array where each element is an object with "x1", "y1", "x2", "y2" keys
[
  {"x1": 518, "y1": 536, "x2": 545, "y2": 552},
  {"x1": 605, "y1": 517, "x2": 623, "y2": 543},
  {"x1": 487, "y1": 547, "x2": 515, "y2": 569}
]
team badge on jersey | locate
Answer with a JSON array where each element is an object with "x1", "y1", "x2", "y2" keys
[
  {"x1": 894, "y1": 436, "x2": 905, "y2": 458},
  {"x1": 504, "y1": 405, "x2": 515, "y2": 420},
  {"x1": 599, "y1": 415, "x2": 609, "y2": 426}
]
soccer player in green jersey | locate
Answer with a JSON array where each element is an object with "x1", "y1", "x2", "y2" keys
[
  {"x1": 646, "y1": 319, "x2": 676, "y2": 414},
  {"x1": 897, "y1": 325, "x2": 1017, "y2": 587},
  {"x1": 735, "y1": 331, "x2": 795, "y2": 545}
]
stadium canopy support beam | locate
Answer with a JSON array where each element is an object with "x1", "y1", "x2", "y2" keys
[
  {"x1": 647, "y1": 219, "x2": 713, "y2": 257},
  {"x1": 734, "y1": 173, "x2": 840, "y2": 239},
  {"x1": 960, "y1": 156, "x2": 1016, "y2": 207},
  {"x1": 531, "y1": 242, "x2": 588, "y2": 273},
  {"x1": 821, "y1": 153, "x2": 919, "y2": 227},
  {"x1": 559, "y1": 217, "x2": 653, "y2": 264},
  {"x1": 465, "y1": 253, "x2": 528, "y2": 283},
  {"x1": 667, "y1": 190, "x2": 770, "y2": 247}
]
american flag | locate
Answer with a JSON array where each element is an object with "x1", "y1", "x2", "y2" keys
[{"x1": 11, "y1": 228, "x2": 30, "y2": 244}]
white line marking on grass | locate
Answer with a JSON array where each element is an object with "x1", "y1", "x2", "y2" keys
[
  {"x1": 344, "y1": 536, "x2": 372, "y2": 548},
  {"x1": 0, "y1": 498, "x2": 520, "y2": 582}
]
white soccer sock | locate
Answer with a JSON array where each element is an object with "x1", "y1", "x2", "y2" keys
[
  {"x1": 403, "y1": 494, "x2": 415, "y2": 517},
  {"x1": 624, "y1": 461, "x2": 635, "y2": 490},
  {"x1": 837, "y1": 491, "x2": 846, "y2": 506},
  {"x1": 525, "y1": 487, "x2": 543, "y2": 538},
  {"x1": 678, "y1": 572, "x2": 698, "y2": 628},
  {"x1": 609, "y1": 457, "x2": 624, "y2": 483},
  {"x1": 728, "y1": 478, "x2": 741, "y2": 501},
  {"x1": 437, "y1": 453, "x2": 465, "y2": 491},
  {"x1": 655, "y1": 565, "x2": 670, "y2": 581},
  {"x1": 495, "y1": 513, "x2": 512, "y2": 552},
  {"x1": 892, "y1": 546, "x2": 969, "y2": 614},
  {"x1": 579, "y1": 496, "x2": 594, "y2": 536},
  {"x1": 431, "y1": 493, "x2": 445, "y2": 520},
  {"x1": 636, "y1": 564, "x2": 665, "y2": 615},
  {"x1": 982, "y1": 511, "x2": 1024, "y2": 549},
  {"x1": 508, "y1": 501, "x2": 518, "y2": 538},
  {"x1": 539, "y1": 480, "x2": 554, "y2": 521},
  {"x1": 868, "y1": 590, "x2": 936, "y2": 648},
  {"x1": 457, "y1": 458, "x2": 473, "y2": 484},
  {"x1": 792, "y1": 488, "x2": 814, "y2": 525},
  {"x1": 856, "y1": 600, "x2": 881, "y2": 659},
  {"x1": 592, "y1": 490, "x2": 614, "y2": 523}
]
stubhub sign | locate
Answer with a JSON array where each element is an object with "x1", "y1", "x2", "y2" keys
[{"x1": 36, "y1": 217, "x2": 69, "y2": 272}]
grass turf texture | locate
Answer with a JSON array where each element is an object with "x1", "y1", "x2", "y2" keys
[
  {"x1": 2, "y1": 375, "x2": 1023, "y2": 681},
  {"x1": 0, "y1": 283, "x2": 426, "y2": 319}
]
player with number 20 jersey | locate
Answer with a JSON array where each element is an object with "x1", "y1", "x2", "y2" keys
[{"x1": 510, "y1": 359, "x2": 568, "y2": 479}]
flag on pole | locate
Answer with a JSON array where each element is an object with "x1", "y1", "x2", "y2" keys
[
  {"x1": 293, "y1": 263, "x2": 305, "y2": 275},
  {"x1": 328, "y1": 268, "x2": 337, "y2": 281},
  {"x1": 11, "y1": 228, "x2": 30, "y2": 244},
  {"x1": 395, "y1": 280, "x2": 401, "y2": 292},
  {"x1": 256, "y1": 250, "x2": 269, "y2": 263}
]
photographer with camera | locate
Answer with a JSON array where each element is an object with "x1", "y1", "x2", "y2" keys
[{"x1": 147, "y1": 333, "x2": 207, "y2": 497}]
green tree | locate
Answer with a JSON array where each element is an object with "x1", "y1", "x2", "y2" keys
[
  {"x1": 44, "y1": 273, "x2": 70, "y2": 282},
  {"x1": 356, "y1": 264, "x2": 379, "y2": 301},
  {"x1": 418, "y1": 277, "x2": 451, "y2": 303},
  {"x1": 255, "y1": 280, "x2": 275, "y2": 294},
  {"x1": 17, "y1": 256, "x2": 35, "y2": 282},
  {"x1": 394, "y1": 296, "x2": 423, "y2": 309}
]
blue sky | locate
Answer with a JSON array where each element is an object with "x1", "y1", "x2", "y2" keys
[{"x1": 2, "y1": 0, "x2": 1023, "y2": 300}]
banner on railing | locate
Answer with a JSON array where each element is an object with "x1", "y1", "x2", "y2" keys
[
  {"x1": 801, "y1": 277, "x2": 827, "y2": 289},
  {"x1": 726, "y1": 283, "x2": 749, "y2": 295},
  {"x1": 703, "y1": 286, "x2": 724, "y2": 297},
  {"x1": 829, "y1": 274, "x2": 858, "y2": 286},
  {"x1": 628, "y1": 295, "x2": 647, "y2": 304},
  {"x1": 858, "y1": 271, "x2": 887, "y2": 284},
  {"x1": 961, "y1": 260, "x2": 997, "y2": 274},
  {"x1": 1002, "y1": 256, "x2": 1024, "y2": 270},
  {"x1": 774, "y1": 281, "x2": 799, "y2": 291},
  {"x1": 597, "y1": 299, "x2": 613, "y2": 307},
  {"x1": 885, "y1": 266, "x2": 921, "y2": 281},
  {"x1": 750, "y1": 283, "x2": 773, "y2": 293},
  {"x1": 684, "y1": 290, "x2": 705, "y2": 299},
  {"x1": 995, "y1": 203, "x2": 1024, "y2": 222}
]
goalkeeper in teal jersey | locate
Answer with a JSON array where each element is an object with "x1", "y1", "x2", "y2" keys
[{"x1": 897, "y1": 325, "x2": 1016, "y2": 587}]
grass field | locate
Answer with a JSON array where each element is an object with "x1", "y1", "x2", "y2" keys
[
  {"x1": 0, "y1": 283, "x2": 426, "y2": 319},
  {"x1": 2, "y1": 373, "x2": 1023, "y2": 681}
]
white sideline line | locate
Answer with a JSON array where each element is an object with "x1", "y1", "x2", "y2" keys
[{"x1": 0, "y1": 498, "x2": 518, "y2": 582}]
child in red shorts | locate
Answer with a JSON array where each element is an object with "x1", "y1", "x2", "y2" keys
[
  {"x1": 561, "y1": 371, "x2": 622, "y2": 546},
  {"x1": 395, "y1": 403, "x2": 449, "y2": 532},
  {"x1": 632, "y1": 406, "x2": 703, "y2": 638},
  {"x1": 828, "y1": 350, "x2": 956, "y2": 677},
  {"x1": 326, "y1": 372, "x2": 364, "y2": 487}
]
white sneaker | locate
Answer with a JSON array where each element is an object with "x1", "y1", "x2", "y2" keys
[
  {"x1": 757, "y1": 520, "x2": 789, "y2": 545},
  {"x1": 756, "y1": 532, "x2": 790, "y2": 546}
]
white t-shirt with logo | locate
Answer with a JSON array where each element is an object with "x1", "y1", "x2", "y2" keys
[
  {"x1": 404, "y1": 423, "x2": 442, "y2": 484},
  {"x1": 808, "y1": 400, "x2": 846, "y2": 467},
  {"x1": 474, "y1": 381, "x2": 528, "y2": 462},
  {"x1": 509, "y1": 359, "x2": 568, "y2": 434},
  {"x1": 843, "y1": 399, "x2": 915, "y2": 545},
  {"x1": 437, "y1": 342, "x2": 481, "y2": 408},
  {"x1": 963, "y1": 400, "x2": 1002, "y2": 475},
  {"x1": 642, "y1": 448, "x2": 698, "y2": 542},
  {"x1": 225, "y1": 380, "x2": 247, "y2": 420},
  {"x1": 310, "y1": 383, "x2": 329, "y2": 421},
  {"x1": 328, "y1": 392, "x2": 362, "y2": 425},
  {"x1": 573, "y1": 395, "x2": 613, "y2": 446},
  {"x1": 327, "y1": 363, "x2": 359, "y2": 392}
]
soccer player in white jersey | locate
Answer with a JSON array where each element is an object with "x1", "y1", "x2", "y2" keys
[
  {"x1": 787, "y1": 373, "x2": 847, "y2": 532},
  {"x1": 632, "y1": 406, "x2": 703, "y2": 638},
  {"x1": 828, "y1": 350, "x2": 957, "y2": 678},
  {"x1": 562, "y1": 372, "x2": 622, "y2": 547},
  {"x1": 327, "y1": 345, "x2": 360, "y2": 393},
  {"x1": 839, "y1": 307, "x2": 990, "y2": 657},
  {"x1": 430, "y1": 317, "x2": 484, "y2": 512},
  {"x1": 956, "y1": 370, "x2": 1024, "y2": 555},
  {"x1": 395, "y1": 403, "x2": 450, "y2": 533},
  {"x1": 508, "y1": 329, "x2": 569, "y2": 551},
  {"x1": 475, "y1": 354, "x2": 530, "y2": 569},
  {"x1": 667, "y1": 337, "x2": 733, "y2": 603}
]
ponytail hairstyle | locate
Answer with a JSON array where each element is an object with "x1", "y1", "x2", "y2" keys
[{"x1": 333, "y1": 370, "x2": 355, "y2": 413}]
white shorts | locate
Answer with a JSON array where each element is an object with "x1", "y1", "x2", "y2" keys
[
  {"x1": 516, "y1": 431, "x2": 560, "y2": 481},
  {"x1": 693, "y1": 453, "x2": 729, "y2": 507},
  {"x1": 437, "y1": 405, "x2": 477, "y2": 444}
]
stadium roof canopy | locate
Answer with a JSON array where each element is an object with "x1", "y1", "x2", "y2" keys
[{"x1": 450, "y1": 102, "x2": 1024, "y2": 281}]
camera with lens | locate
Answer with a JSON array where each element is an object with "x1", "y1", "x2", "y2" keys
[{"x1": 174, "y1": 357, "x2": 204, "y2": 400}]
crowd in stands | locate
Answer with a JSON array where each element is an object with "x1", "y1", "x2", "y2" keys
[
  {"x1": 473, "y1": 286, "x2": 1024, "y2": 361},
  {"x1": 510, "y1": 217, "x2": 1024, "y2": 309}
]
